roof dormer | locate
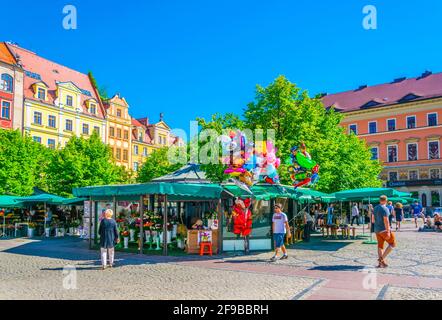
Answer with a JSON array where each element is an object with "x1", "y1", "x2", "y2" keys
[
  {"x1": 85, "y1": 98, "x2": 98, "y2": 115},
  {"x1": 32, "y1": 81, "x2": 49, "y2": 101}
]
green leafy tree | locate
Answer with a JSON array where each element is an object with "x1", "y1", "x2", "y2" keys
[
  {"x1": 46, "y1": 132, "x2": 128, "y2": 196},
  {"x1": 136, "y1": 147, "x2": 184, "y2": 183},
  {"x1": 0, "y1": 129, "x2": 52, "y2": 195},
  {"x1": 88, "y1": 71, "x2": 109, "y2": 101},
  {"x1": 198, "y1": 75, "x2": 382, "y2": 192}
]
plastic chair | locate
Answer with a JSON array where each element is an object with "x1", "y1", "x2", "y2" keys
[{"x1": 199, "y1": 242, "x2": 213, "y2": 256}]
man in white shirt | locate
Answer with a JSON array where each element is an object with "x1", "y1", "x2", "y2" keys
[{"x1": 270, "y1": 203, "x2": 291, "y2": 262}]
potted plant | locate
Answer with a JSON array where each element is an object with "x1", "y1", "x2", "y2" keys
[
  {"x1": 27, "y1": 223, "x2": 37, "y2": 238},
  {"x1": 129, "y1": 221, "x2": 137, "y2": 242},
  {"x1": 71, "y1": 220, "x2": 80, "y2": 235},
  {"x1": 121, "y1": 229, "x2": 130, "y2": 249}
]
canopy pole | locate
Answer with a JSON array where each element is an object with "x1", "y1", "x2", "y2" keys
[
  {"x1": 362, "y1": 199, "x2": 365, "y2": 236},
  {"x1": 163, "y1": 194, "x2": 168, "y2": 256},
  {"x1": 217, "y1": 198, "x2": 222, "y2": 254},
  {"x1": 43, "y1": 202, "x2": 47, "y2": 238},
  {"x1": 139, "y1": 195, "x2": 144, "y2": 255},
  {"x1": 88, "y1": 198, "x2": 93, "y2": 250},
  {"x1": 369, "y1": 197, "x2": 373, "y2": 242}
]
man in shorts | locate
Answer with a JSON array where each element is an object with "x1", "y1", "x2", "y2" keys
[
  {"x1": 411, "y1": 201, "x2": 425, "y2": 228},
  {"x1": 270, "y1": 203, "x2": 291, "y2": 262},
  {"x1": 372, "y1": 195, "x2": 396, "y2": 268}
]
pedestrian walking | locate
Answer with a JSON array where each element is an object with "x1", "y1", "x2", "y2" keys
[
  {"x1": 351, "y1": 203, "x2": 360, "y2": 226},
  {"x1": 394, "y1": 203, "x2": 403, "y2": 231},
  {"x1": 98, "y1": 209, "x2": 120, "y2": 270},
  {"x1": 372, "y1": 195, "x2": 396, "y2": 268},
  {"x1": 270, "y1": 203, "x2": 291, "y2": 262},
  {"x1": 386, "y1": 201, "x2": 394, "y2": 229}
]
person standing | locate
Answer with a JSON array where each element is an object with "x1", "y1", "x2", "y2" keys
[
  {"x1": 326, "y1": 203, "x2": 334, "y2": 226},
  {"x1": 303, "y1": 209, "x2": 314, "y2": 242},
  {"x1": 351, "y1": 203, "x2": 360, "y2": 226},
  {"x1": 98, "y1": 209, "x2": 120, "y2": 270},
  {"x1": 270, "y1": 203, "x2": 291, "y2": 262},
  {"x1": 394, "y1": 203, "x2": 404, "y2": 231},
  {"x1": 411, "y1": 201, "x2": 425, "y2": 228},
  {"x1": 386, "y1": 201, "x2": 394, "y2": 229},
  {"x1": 372, "y1": 195, "x2": 396, "y2": 268}
]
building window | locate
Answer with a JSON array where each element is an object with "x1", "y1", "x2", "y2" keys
[
  {"x1": 93, "y1": 126, "x2": 100, "y2": 135},
  {"x1": 387, "y1": 145, "x2": 398, "y2": 162},
  {"x1": 407, "y1": 143, "x2": 418, "y2": 161},
  {"x1": 0, "y1": 74, "x2": 13, "y2": 92},
  {"x1": 370, "y1": 147, "x2": 378, "y2": 160},
  {"x1": 387, "y1": 119, "x2": 396, "y2": 131},
  {"x1": 109, "y1": 127, "x2": 115, "y2": 137},
  {"x1": 65, "y1": 119, "x2": 73, "y2": 131},
  {"x1": 90, "y1": 104, "x2": 96, "y2": 114},
  {"x1": 116, "y1": 148, "x2": 121, "y2": 160},
  {"x1": 133, "y1": 162, "x2": 139, "y2": 171},
  {"x1": 1, "y1": 101, "x2": 11, "y2": 119},
  {"x1": 349, "y1": 124, "x2": 357, "y2": 135},
  {"x1": 428, "y1": 113, "x2": 438, "y2": 127},
  {"x1": 37, "y1": 88, "x2": 46, "y2": 100},
  {"x1": 143, "y1": 147, "x2": 148, "y2": 157},
  {"x1": 430, "y1": 168, "x2": 440, "y2": 179},
  {"x1": 124, "y1": 130, "x2": 129, "y2": 140},
  {"x1": 368, "y1": 122, "x2": 377, "y2": 134},
  {"x1": 33, "y1": 136, "x2": 41, "y2": 144},
  {"x1": 134, "y1": 145, "x2": 139, "y2": 155},
  {"x1": 432, "y1": 191, "x2": 441, "y2": 207},
  {"x1": 407, "y1": 116, "x2": 416, "y2": 129},
  {"x1": 33, "y1": 112, "x2": 42, "y2": 125},
  {"x1": 116, "y1": 109, "x2": 122, "y2": 117},
  {"x1": 66, "y1": 95, "x2": 73, "y2": 107},
  {"x1": 422, "y1": 193, "x2": 427, "y2": 207},
  {"x1": 48, "y1": 139, "x2": 56, "y2": 150},
  {"x1": 48, "y1": 115, "x2": 56, "y2": 128},
  {"x1": 389, "y1": 172, "x2": 398, "y2": 182},
  {"x1": 117, "y1": 128, "x2": 122, "y2": 139},
  {"x1": 408, "y1": 170, "x2": 418, "y2": 180},
  {"x1": 429, "y1": 141, "x2": 440, "y2": 159},
  {"x1": 123, "y1": 149, "x2": 128, "y2": 161},
  {"x1": 138, "y1": 132, "x2": 143, "y2": 141},
  {"x1": 82, "y1": 124, "x2": 89, "y2": 135}
]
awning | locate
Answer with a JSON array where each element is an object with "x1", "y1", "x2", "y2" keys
[
  {"x1": 19, "y1": 193, "x2": 68, "y2": 205},
  {"x1": 0, "y1": 195, "x2": 23, "y2": 208},
  {"x1": 73, "y1": 182, "x2": 224, "y2": 200},
  {"x1": 334, "y1": 187, "x2": 411, "y2": 201}
]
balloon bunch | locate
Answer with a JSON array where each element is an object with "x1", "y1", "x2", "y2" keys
[
  {"x1": 287, "y1": 142, "x2": 320, "y2": 189},
  {"x1": 221, "y1": 130, "x2": 281, "y2": 186}
]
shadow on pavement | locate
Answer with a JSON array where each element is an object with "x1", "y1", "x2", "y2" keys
[{"x1": 308, "y1": 265, "x2": 366, "y2": 271}]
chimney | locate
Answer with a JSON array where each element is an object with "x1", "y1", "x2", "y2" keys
[
  {"x1": 356, "y1": 84, "x2": 368, "y2": 91},
  {"x1": 420, "y1": 70, "x2": 432, "y2": 79}
]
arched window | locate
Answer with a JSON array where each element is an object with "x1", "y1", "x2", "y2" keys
[
  {"x1": 0, "y1": 74, "x2": 13, "y2": 92},
  {"x1": 422, "y1": 193, "x2": 427, "y2": 207}
]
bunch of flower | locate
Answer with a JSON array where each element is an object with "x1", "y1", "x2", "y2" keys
[
  {"x1": 120, "y1": 229, "x2": 130, "y2": 237},
  {"x1": 28, "y1": 222, "x2": 37, "y2": 229}
]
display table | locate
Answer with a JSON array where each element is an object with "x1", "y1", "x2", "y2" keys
[{"x1": 186, "y1": 229, "x2": 219, "y2": 254}]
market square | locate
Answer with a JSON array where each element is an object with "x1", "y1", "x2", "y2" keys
[{"x1": 1, "y1": 1, "x2": 442, "y2": 302}]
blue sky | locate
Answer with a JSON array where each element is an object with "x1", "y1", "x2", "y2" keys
[{"x1": 3, "y1": 0, "x2": 442, "y2": 137}]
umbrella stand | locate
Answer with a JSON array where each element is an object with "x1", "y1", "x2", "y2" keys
[{"x1": 363, "y1": 197, "x2": 377, "y2": 245}]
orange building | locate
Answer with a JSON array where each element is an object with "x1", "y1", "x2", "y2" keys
[
  {"x1": 323, "y1": 71, "x2": 442, "y2": 209},
  {"x1": 0, "y1": 42, "x2": 24, "y2": 131}
]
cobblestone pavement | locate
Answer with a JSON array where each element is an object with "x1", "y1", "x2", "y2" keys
[{"x1": 0, "y1": 221, "x2": 441, "y2": 300}]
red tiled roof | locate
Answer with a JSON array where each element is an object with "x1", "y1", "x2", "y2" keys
[
  {"x1": 131, "y1": 118, "x2": 153, "y2": 144},
  {"x1": 131, "y1": 118, "x2": 144, "y2": 127},
  {"x1": 322, "y1": 71, "x2": 442, "y2": 112},
  {"x1": 6, "y1": 43, "x2": 105, "y2": 119},
  {"x1": 0, "y1": 43, "x2": 16, "y2": 65}
]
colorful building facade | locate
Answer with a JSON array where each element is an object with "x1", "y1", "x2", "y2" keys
[
  {"x1": 104, "y1": 94, "x2": 132, "y2": 169},
  {"x1": 6, "y1": 43, "x2": 107, "y2": 149},
  {"x1": 323, "y1": 71, "x2": 442, "y2": 209},
  {"x1": 0, "y1": 43, "x2": 24, "y2": 131}
]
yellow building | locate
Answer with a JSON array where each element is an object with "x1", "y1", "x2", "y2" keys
[
  {"x1": 7, "y1": 44, "x2": 107, "y2": 148},
  {"x1": 131, "y1": 114, "x2": 183, "y2": 172},
  {"x1": 104, "y1": 94, "x2": 132, "y2": 169}
]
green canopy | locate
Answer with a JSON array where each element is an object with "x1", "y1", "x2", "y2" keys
[
  {"x1": 334, "y1": 187, "x2": 410, "y2": 201},
  {"x1": 73, "y1": 182, "x2": 224, "y2": 200},
  {"x1": 19, "y1": 193, "x2": 68, "y2": 205},
  {"x1": 0, "y1": 195, "x2": 23, "y2": 208}
]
